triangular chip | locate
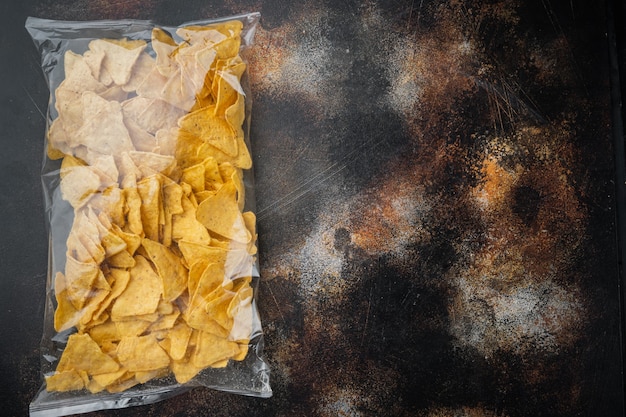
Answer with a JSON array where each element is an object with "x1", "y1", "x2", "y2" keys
[
  {"x1": 75, "y1": 99, "x2": 134, "y2": 155},
  {"x1": 110, "y1": 255, "x2": 162, "y2": 320},
  {"x1": 192, "y1": 331, "x2": 238, "y2": 368},
  {"x1": 137, "y1": 175, "x2": 162, "y2": 241},
  {"x1": 141, "y1": 238, "x2": 187, "y2": 302},
  {"x1": 178, "y1": 105, "x2": 238, "y2": 157},
  {"x1": 196, "y1": 181, "x2": 250, "y2": 243},
  {"x1": 166, "y1": 322, "x2": 193, "y2": 361},
  {"x1": 123, "y1": 51, "x2": 156, "y2": 92},
  {"x1": 89, "y1": 38, "x2": 147, "y2": 86},
  {"x1": 172, "y1": 194, "x2": 211, "y2": 245},
  {"x1": 116, "y1": 335, "x2": 171, "y2": 372},
  {"x1": 57, "y1": 333, "x2": 120, "y2": 375},
  {"x1": 53, "y1": 272, "x2": 81, "y2": 332},
  {"x1": 46, "y1": 370, "x2": 85, "y2": 392}
]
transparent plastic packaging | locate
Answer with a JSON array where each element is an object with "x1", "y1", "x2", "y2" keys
[{"x1": 26, "y1": 13, "x2": 271, "y2": 417}]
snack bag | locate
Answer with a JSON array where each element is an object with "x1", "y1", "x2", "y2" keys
[{"x1": 26, "y1": 13, "x2": 271, "y2": 417}]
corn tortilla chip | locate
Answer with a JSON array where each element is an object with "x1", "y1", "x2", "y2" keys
[
  {"x1": 110, "y1": 255, "x2": 162, "y2": 320},
  {"x1": 57, "y1": 333, "x2": 119, "y2": 375},
  {"x1": 117, "y1": 335, "x2": 170, "y2": 372}
]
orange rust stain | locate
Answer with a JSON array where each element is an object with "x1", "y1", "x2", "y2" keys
[{"x1": 247, "y1": 25, "x2": 292, "y2": 94}]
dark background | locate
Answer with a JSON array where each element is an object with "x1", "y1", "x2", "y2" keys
[{"x1": 1, "y1": 0, "x2": 625, "y2": 416}]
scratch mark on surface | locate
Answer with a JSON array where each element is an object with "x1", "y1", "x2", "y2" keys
[
  {"x1": 361, "y1": 285, "x2": 373, "y2": 347},
  {"x1": 258, "y1": 134, "x2": 386, "y2": 220},
  {"x1": 266, "y1": 280, "x2": 286, "y2": 324},
  {"x1": 22, "y1": 85, "x2": 46, "y2": 122}
]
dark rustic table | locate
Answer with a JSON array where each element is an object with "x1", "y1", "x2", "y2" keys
[{"x1": 2, "y1": 0, "x2": 625, "y2": 416}]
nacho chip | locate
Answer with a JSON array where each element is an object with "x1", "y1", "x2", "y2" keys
[
  {"x1": 151, "y1": 28, "x2": 179, "y2": 77},
  {"x1": 123, "y1": 52, "x2": 156, "y2": 92},
  {"x1": 178, "y1": 105, "x2": 238, "y2": 157},
  {"x1": 60, "y1": 164, "x2": 102, "y2": 209},
  {"x1": 117, "y1": 335, "x2": 171, "y2": 372},
  {"x1": 57, "y1": 333, "x2": 119, "y2": 375},
  {"x1": 137, "y1": 175, "x2": 162, "y2": 241},
  {"x1": 170, "y1": 356, "x2": 202, "y2": 384},
  {"x1": 115, "y1": 319, "x2": 152, "y2": 337},
  {"x1": 54, "y1": 273, "x2": 81, "y2": 332},
  {"x1": 192, "y1": 331, "x2": 239, "y2": 369},
  {"x1": 172, "y1": 194, "x2": 211, "y2": 245},
  {"x1": 76, "y1": 98, "x2": 135, "y2": 156},
  {"x1": 45, "y1": 370, "x2": 85, "y2": 392},
  {"x1": 122, "y1": 96, "x2": 185, "y2": 134},
  {"x1": 110, "y1": 255, "x2": 162, "y2": 320},
  {"x1": 196, "y1": 181, "x2": 250, "y2": 243},
  {"x1": 124, "y1": 116, "x2": 158, "y2": 153},
  {"x1": 123, "y1": 185, "x2": 143, "y2": 236},
  {"x1": 91, "y1": 368, "x2": 127, "y2": 388},
  {"x1": 88, "y1": 320, "x2": 121, "y2": 345},
  {"x1": 89, "y1": 38, "x2": 146, "y2": 86},
  {"x1": 165, "y1": 322, "x2": 193, "y2": 361},
  {"x1": 141, "y1": 238, "x2": 187, "y2": 302},
  {"x1": 181, "y1": 163, "x2": 205, "y2": 193}
]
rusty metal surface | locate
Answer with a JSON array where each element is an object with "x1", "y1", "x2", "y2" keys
[{"x1": 1, "y1": 0, "x2": 624, "y2": 416}]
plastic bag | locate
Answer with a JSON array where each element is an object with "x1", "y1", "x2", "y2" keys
[{"x1": 26, "y1": 12, "x2": 271, "y2": 417}]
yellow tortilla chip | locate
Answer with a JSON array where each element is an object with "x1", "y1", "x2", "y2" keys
[
  {"x1": 187, "y1": 257, "x2": 209, "y2": 297},
  {"x1": 123, "y1": 186, "x2": 143, "y2": 236},
  {"x1": 162, "y1": 181, "x2": 184, "y2": 247},
  {"x1": 64, "y1": 256, "x2": 104, "y2": 310},
  {"x1": 77, "y1": 287, "x2": 111, "y2": 328},
  {"x1": 54, "y1": 272, "x2": 81, "y2": 332},
  {"x1": 105, "y1": 373, "x2": 140, "y2": 393},
  {"x1": 88, "y1": 320, "x2": 121, "y2": 345},
  {"x1": 192, "y1": 331, "x2": 238, "y2": 368},
  {"x1": 91, "y1": 268, "x2": 131, "y2": 321},
  {"x1": 57, "y1": 333, "x2": 120, "y2": 375},
  {"x1": 170, "y1": 357, "x2": 202, "y2": 384},
  {"x1": 46, "y1": 370, "x2": 85, "y2": 392},
  {"x1": 117, "y1": 335, "x2": 171, "y2": 372},
  {"x1": 135, "y1": 368, "x2": 168, "y2": 384},
  {"x1": 185, "y1": 305, "x2": 229, "y2": 337},
  {"x1": 91, "y1": 368, "x2": 127, "y2": 388},
  {"x1": 196, "y1": 181, "x2": 250, "y2": 243},
  {"x1": 111, "y1": 224, "x2": 142, "y2": 255},
  {"x1": 166, "y1": 322, "x2": 193, "y2": 361},
  {"x1": 178, "y1": 105, "x2": 238, "y2": 157},
  {"x1": 212, "y1": 58, "x2": 246, "y2": 116},
  {"x1": 115, "y1": 319, "x2": 152, "y2": 337},
  {"x1": 147, "y1": 310, "x2": 180, "y2": 332},
  {"x1": 141, "y1": 238, "x2": 187, "y2": 302},
  {"x1": 181, "y1": 163, "x2": 205, "y2": 193},
  {"x1": 110, "y1": 255, "x2": 162, "y2": 320},
  {"x1": 234, "y1": 342, "x2": 249, "y2": 361},
  {"x1": 107, "y1": 250, "x2": 135, "y2": 268},
  {"x1": 172, "y1": 194, "x2": 211, "y2": 245},
  {"x1": 191, "y1": 262, "x2": 224, "y2": 306},
  {"x1": 137, "y1": 175, "x2": 162, "y2": 241},
  {"x1": 205, "y1": 288, "x2": 234, "y2": 330}
]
